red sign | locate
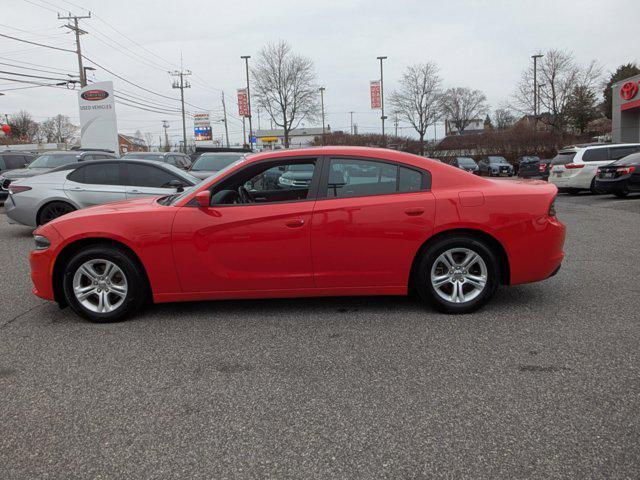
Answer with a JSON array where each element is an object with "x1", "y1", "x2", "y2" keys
[
  {"x1": 620, "y1": 82, "x2": 639, "y2": 101},
  {"x1": 81, "y1": 89, "x2": 109, "y2": 101},
  {"x1": 370, "y1": 80, "x2": 381, "y2": 109},
  {"x1": 237, "y1": 88, "x2": 249, "y2": 117}
]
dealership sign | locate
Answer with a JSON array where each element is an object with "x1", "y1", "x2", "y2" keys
[
  {"x1": 78, "y1": 81, "x2": 118, "y2": 153},
  {"x1": 370, "y1": 80, "x2": 381, "y2": 109},
  {"x1": 194, "y1": 112, "x2": 212, "y2": 141},
  {"x1": 620, "y1": 81, "x2": 639, "y2": 101},
  {"x1": 237, "y1": 88, "x2": 249, "y2": 117}
]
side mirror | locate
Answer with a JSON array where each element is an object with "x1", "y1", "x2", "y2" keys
[
  {"x1": 166, "y1": 179, "x2": 185, "y2": 192},
  {"x1": 195, "y1": 190, "x2": 211, "y2": 208}
]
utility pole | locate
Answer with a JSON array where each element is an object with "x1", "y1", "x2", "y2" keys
[
  {"x1": 349, "y1": 111, "x2": 354, "y2": 135},
  {"x1": 377, "y1": 56, "x2": 387, "y2": 146},
  {"x1": 221, "y1": 91, "x2": 230, "y2": 148},
  {"x1": 242, "y1": 117, "x2": 246, "y2": 147},
  {"x1": 162, "y1": 120, "x2": 170, "y2": 151},
  {"x1": 240, "y1": 55, "x2": 252, "y2": 148},
  {"x1": 169, "y1": 67, "x2": 191, "y2": 153},
  {"x1": 58, "y1": 11, "x2": 91, "y2": 87},
  {"x1": 531, "y1": 54, "x2": 543, "y2": 119},
  {"x1": 256, "y1": 107, "x2": 261, "y2": 130},
  {"x1": 319, "y1": 87, "x2": 326, "y2": 146}
]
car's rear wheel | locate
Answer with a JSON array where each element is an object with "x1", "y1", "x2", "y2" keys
[
  {"x1": 590, "y1": 178, "x2": 604, "y2": 195},
  {"x1": 38, "y1": 201, "x2": 75, "y2": 225},
  {"x1": 62, "y1": 246, "x2": 147, "y2": 323},
  {"x1": 414, "y1": 236, "x2": 500, "y2": 314}
]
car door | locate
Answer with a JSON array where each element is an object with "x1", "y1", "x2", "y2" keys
[
  {"x1": 64, "y1": 162, "x2": 126, "y2": 207},
  {"x1": 311, "y1": 157, "x2": 436, "y2": 288},
  {"x1": 124, "y1": 162, "x2": 185, "y2": 199},
  {"x1": 171, "y1": 157, "x2": 320, "y2": 293}
]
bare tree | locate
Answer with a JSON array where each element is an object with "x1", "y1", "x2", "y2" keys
[
  {"x1": 513, "y1": 50, "x2": 602, "y2": 132},
  {"x1": 389, "y1": 63, "x2": 441, "y2": 155},
  {"x1": 252, "y1": 40, "x2": 319, "y2": 147},
  {"x1": 8, "y1": 110, "x2": 39, "y2": 141},
  {"x1": 439, "y1": 87, "x2": 488, "y2": 134},
  {"x1": 494, "y1": 106, "x2": 516, "y2": 130},
  {"x1": 41, "y1": 115, "x2": 78, "y2": 143}
]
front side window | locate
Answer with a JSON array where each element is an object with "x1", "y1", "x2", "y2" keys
[
  {"x1": 126, "y1": 163, "x2": 178, "y2": 188},
  {"x1": 582, "y1": 148, "x2": 609, "y2": 162}
]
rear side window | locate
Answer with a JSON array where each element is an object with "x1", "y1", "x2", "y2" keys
[
  {"x1": 69, "y1": 164, "x2": 121, "y2": 185},
  {"x1": 4, "y1": 154, "x2": 28, "y2": 169},
  {"x1": 582, "y1": 148, "x2": 609, "y2": 162},
  {"x1": 126, "y1": 163, "x2": 177, "y2": 188},
  {"x1": 609, "y1": 146, "x2": 640, "y2": 160},
  {"x1": 326, "y1": 158, "x2": 428, "y2": 198},
  {"x1": 551, "y1": 152, "x2": 576, "y2": 165}
]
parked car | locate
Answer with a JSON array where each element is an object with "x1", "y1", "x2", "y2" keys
[
  {"x1": 477, "y1": 156, "x2": 514, "y2": 177},
  {"x1": 122, "y1": 152, "x2": 192, "y2": 170},
  {"x1": 451, "y1": 157, "x2": 479, "y2": 174},
  {"x1": 0, "y1": 151, "x2": 36, "y2": 202},
  {"x1": 517, "y1": 156, "x2": 552, "y2": 180},
  {"x1": 29, "y1": 146, "x2": 565, "y2": 323},
  {"x1": 5, "y1": 159, "x2": 198, "y2": 227},
  {"x1": 277, "y1": 163, "x2": 315, "y2": 188},
  {"x1": 0, "y1": 150, "x2": 116, "y2": 198},
  {"x1": 549, "y1": 143, "x2": 640, "y2": 194},
  {"x1": 188, "y1": 152, "x2": 247, "y2": 180},
  {"x1": 595, "y1": 152, "x2": 640, "y2": 197}
]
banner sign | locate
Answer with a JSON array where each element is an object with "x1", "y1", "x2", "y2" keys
[
  {"x1": 237, "y1": 88, "x2": 249, "y2": 117},
  {"x1": 370, "y1": 80, "x2": 381, "y2": 109},
  {"x1": 78, "y1": 81, "x2": 118, "y2": 153}
]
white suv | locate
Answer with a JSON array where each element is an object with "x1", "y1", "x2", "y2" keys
[{"x1": 549, "y1": 143, "x2": 640, "y2": 194}]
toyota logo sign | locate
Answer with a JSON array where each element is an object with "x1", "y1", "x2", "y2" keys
[
  {"x1": 620, "y1": 82, "x2": 639, "y2": 101},
  {"x1": 81, "y1": 89, "x2": 109, "y2": 101}
]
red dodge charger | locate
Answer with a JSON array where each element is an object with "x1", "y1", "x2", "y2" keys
[{"x1": 29, "y1": 147, "x2": 565, "y2": 322}]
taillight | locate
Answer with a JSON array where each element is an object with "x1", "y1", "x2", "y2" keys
[
  {"x1": 539, "y1": 163, "x2": 547, "y2": 172},
  {"x1": 8, "y1": 185, "x2": 31, "y2": 195},
  {"x1": 548, "y1": 198, "x2": 557, "y2": 217},
  {"x1": 564, "y1": 163, "x2": 584, "y2": 169},
  {"x1": 596, "y1": 168, "x2": 602, "y2": 175},
  {"x1": 617, "y1": 166, "x2": 636, "y2": 175}
]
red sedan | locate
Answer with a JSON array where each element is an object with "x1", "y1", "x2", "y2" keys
[{"x1": 29, "y1": 147, "x2": 565, "y2": 322}]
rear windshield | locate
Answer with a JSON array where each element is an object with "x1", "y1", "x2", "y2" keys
[
  {"x1": 191, "y1": 154, "x2": 245, "y2": 172},
  {"x1": 457, "y1": 157, "x2": 476, "y2": 166},
  {"x1": 551, "y1": 151, "x2": 576, "y2": 165},
  {"x1": 28, "y1": 154, "x2": 79, "y2": 169},
  {"x1": 488, "y1": 156, "x2": 509, "y2": 164},
  {"x1": 612, "y1": 153, "x2": 640, "y2": 166}
]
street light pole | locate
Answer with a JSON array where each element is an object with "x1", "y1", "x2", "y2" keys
[
  {"x1": 531, "y1": 54, "x2": 543, "y2": 118},
  {"x1": 377, "y1": 56, "x2": 387, "y2": 146},
  {"x1": 241, "y1": 55, "x2": 252, "y2": 148},
  {"x1": 319, "y1": 87, "x2": 326, "y2": 146},
  {"x1": 349, "y1": 111, "x2": 354, "y2": 135}
]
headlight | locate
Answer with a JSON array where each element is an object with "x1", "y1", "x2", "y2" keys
[{"x1": 34, "y1": 235, "x2": 50, "y2": 250}]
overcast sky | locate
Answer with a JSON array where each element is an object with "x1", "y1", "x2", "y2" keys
[{"x1": 1, "y1": 0, "x2": 638, "y2": 147}]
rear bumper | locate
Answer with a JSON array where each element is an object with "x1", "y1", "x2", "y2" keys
[
  {"x1": 549, "y1": 170, "x2": 593, "y2": 190},
  {"x1": 595, "y1": 177, "x2": 629, "y2": 193},
  {"x1": 4, "y1": 195, "x2": 37, "y2": 227}
]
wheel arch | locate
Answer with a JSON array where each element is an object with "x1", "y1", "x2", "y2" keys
[
  {"x1": 52, "y1": 237, "x2": 151, "y2": 307},
  {"x1": 409, "y1": 228, "x2": 511, "y2": 290},
  {"x1": 36, "y1": 199, "x2": 78, "y2": 226}
]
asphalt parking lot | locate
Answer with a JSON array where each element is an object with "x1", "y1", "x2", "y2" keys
[{"x1": 1, "y1": 193, "x2": 639, "y2": 479}]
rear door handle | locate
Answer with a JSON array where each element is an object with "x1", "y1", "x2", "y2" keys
[
  {"x1": 129, "y1": 189, "x2": 142, "y2": 194},
  {"x1": 285, "y1": 219, "x2": 305, "y2": 228},
  {"x1": 405, "y1": 208, "x2": 424, "y2": 216},
  {"x1": 69, "y1": 187, "x2": 84, "y2": 191}
]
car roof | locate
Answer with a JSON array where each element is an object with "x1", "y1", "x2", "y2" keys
[{"x1": 48, "y1": 158, "x2": 179, "y2": 172}]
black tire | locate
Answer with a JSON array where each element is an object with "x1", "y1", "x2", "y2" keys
[
  {"x1": 414, "y1": 235, "x2": 500, "y2": 314},
  {"x1": 62, "y1": 246, "x2": 148, "y2": 323},
  {"x1": 38, "y1": 201, "x2": 75, "y2": 225},
  {"x1": 590, "y1": 177, "x2": 605, "y2": 195},
  {"x1": 614, "y1": 190, "x2": 629, "y2": 198}
]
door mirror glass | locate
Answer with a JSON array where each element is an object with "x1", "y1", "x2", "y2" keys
[{"x1": 195, "y1": 190, "x2": 211, "y2": 208}]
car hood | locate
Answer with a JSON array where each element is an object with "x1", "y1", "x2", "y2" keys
[
  {"x1": 52, "y1": 196, "x2": 160, "y2": 223},
  {"x1": 1, "y1": 168, "x2": 50, "y2": 179}
]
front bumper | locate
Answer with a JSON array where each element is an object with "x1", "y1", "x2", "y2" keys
[{"x1": 29, "y1": 226, "x2": 63, "y2": 302}]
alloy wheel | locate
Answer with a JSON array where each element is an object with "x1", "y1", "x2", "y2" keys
[
  {"x1": 72, "y1": 259, "x2": 128, "y2": 313},
  {"x1": 430, "y1": 248, "x2": 488, "y2": 304}
]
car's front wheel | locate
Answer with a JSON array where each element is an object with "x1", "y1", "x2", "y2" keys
[
  {"x1": 62, "y1": 246, "x2": 148, "y2": 322},
  {"x1": 414, "y1": 236, "x2": 500, "y2": 314}
]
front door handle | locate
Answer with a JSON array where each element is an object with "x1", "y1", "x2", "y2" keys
[
  {"x1": 285, "y1": 219, "x2": 305, "y2": 228},
  {"x1": 129, "y1": 189, "x2": 142, "y2": 194},
  {"x1": 405, "y1": 208, "x2": 424, "y2": 216},
  {"x1": 69, "y1": 187, "x2": 84, "y2": 191}
]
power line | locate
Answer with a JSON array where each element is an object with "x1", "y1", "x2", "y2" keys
[
  {"x1": 0, "y1": 32, "x2": 75, "y2": 52},
  {"x1": 0, "y1": 69, "x2": 77, "y2": 82},
  {"x1": 0, "y1": 62, "x2": 76, "y2": 76}
]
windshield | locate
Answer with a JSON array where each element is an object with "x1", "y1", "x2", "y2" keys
[
  {"x1": 123, "y1": 153, "x2": 165, "y2": 161},
  {"x1": 167, "y1": 157, "x2": 246, "y2": 205},
  {"x1": 191, "y1": 153, "x2": 245, "y2": 171},
  {"x1": 551, "y1": 151, "x2": 576, "y2": 165},
  {"x1": 457, "y1": 157, "x2": 476, "y2": 166},
  {"x1": 28, "y1": 153, "x2": 79, "y2": 169},
  {"x1": 488, "y1": 156, "x2": 508, "y2": 164}
]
